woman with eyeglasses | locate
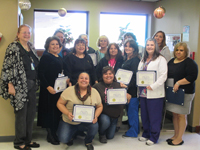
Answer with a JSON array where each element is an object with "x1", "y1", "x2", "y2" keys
[
  {"x1": 166, "y1": 42, "x2": 198, "y2": 146},
  {"x1": 64, "y1": 38, "x2": 97, "y2": 86},
  {"x1": 0, "y1": 24, "x2": 40, "y2": 150}
]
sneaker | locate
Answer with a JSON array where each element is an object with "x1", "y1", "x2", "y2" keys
[
  {"x1": 99, "y1": 135, "x2": 107, "y2": 143},
  {"x1": 138, "y1": 137, "x2": 148, "y2": 142},
  {"x1": 85, "y1": 143, "x2": 94, "y2": 150},
  {"x1": 146, "y1": 140, "x2": 154, "y2": 146}
]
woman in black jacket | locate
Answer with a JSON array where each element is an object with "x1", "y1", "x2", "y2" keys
[{"x1": 96, "y1": 43, "x2": 124, "y2": 81}]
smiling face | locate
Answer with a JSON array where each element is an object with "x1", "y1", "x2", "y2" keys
[
  {"x1": 154, "y1": 32, "x2": 163, "y2": 46},
  {"x1": 175, "y1": 46, "x2": 186, "y2": 60},
  {"x1": 55, "y1": 32, "x2": 64, "y2": 44},
  {"x1": 75, "y1": 41, "x2": 86, "y2": 54},
  {"x1": 17, "y1": 26, "x2": 31, "y2": 43},
  {"x1": 99, "y1": 38, "x2": 108, "y2": 48},
  {"x1": 78, "y1": 73, "x2": 90, "y2": 89},
  {"x1": 48, "y1": 40, "x2": 60, "y2": 55},
  {"x1": 124, "y1": 42, "x2": 134, "y2": 56},
  {"x1": 146, "y1": 40, "x2": 156, "y2": 56},
  {"x1": 103, "y1": 70, "x2": 114, "y2": 84},
  {"x1": 109, "y1": 44, "x2": 118, "y2": 58}
]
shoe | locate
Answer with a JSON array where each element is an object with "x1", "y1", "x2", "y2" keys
[
  {"x1": 168, "y1": 140, "x2": 184, "y2": 146},
  {"x1": 122, "y1": 120, "x2": 129, "y2": 125},
  {"x1": 115, "y1": 127, "x2": 120, "y2": 132},
  {"x1": 47, "y1": 134, "x2": 60, "y2": 145},
  {"x1": 166, "y1": 138, "x2": 173, "y2": 143},
  {"x1": 99, "y1": 135, "x2": 107, "y2": 143},
  {"x1": 66, "y1": 139, "x2": 73, "y2": 146},
  {"x1": 14, "y1": 145, "x2": 31, "y2": 150},
  {"x1": 27, "y1": 142, "x2": 40, "y2": 148},
  {"x1": 138, "y1": 137, "x2": 148, "y2": 142},
  {"x1": 85, "y1": 143, "x2": 94, "y2": 150},
  {"x1": 146, "y1": 140, "x2": 154, "y2": 146},
  {"x1": 122, "y1": 134, "x2": 131, "y2": 138}
]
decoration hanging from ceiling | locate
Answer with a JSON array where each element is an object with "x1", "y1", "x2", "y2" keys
[
  {"x1": 19, "y1": 0, "x2": 31, "y2": 10},
  {"x1": 58, "y1": 8, "x2": 67, "y2": 17},
  {"x1": 154, "y1": 6, "x2": 165, "y2": 19}
]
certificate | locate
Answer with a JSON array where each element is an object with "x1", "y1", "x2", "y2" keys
[
  {"x1": 136, "y1": 71, "x2": 156, "y2": 87},
  {"x1": 88, "y1": 53, "x2": 97, "y2": 66},
  {"x1": 115, "y1": 69, "x2": 133, "y2": 85},
  {"x1": 54, "y1": 76, "x2": 68, "y2": 93},
  {"x1": 72, "y1": 105, "x2": 95, "y2": 123},
  {"x1": 107, "y1": 88, "x2": 127, "y2": 105}
]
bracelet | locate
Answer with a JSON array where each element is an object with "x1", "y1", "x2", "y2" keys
[{"x1": 176, "y1": 82, "x2": 180, "y2": 86}]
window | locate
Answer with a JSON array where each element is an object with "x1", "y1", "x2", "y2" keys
[
  {"x1": 34, "y1": 10, "x2": 88, "y2": 49},
  {"x1": 100, "y1": 13, "x2": 147, "y2": 47}
]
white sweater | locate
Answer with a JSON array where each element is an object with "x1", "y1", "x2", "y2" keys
[{"x1": 138, "y1": 55, "x2": 168, "y2": 99}]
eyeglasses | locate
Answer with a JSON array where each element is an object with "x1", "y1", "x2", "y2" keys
[{"x1": 76, "y1": 44, "x2": 85, "y2": 47}]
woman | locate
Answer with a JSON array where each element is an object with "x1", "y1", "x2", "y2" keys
[
  {"x1": 152, "y1": 31, "x2": 171, "y2": 62},
  {"x1": 93, "y1": 66, "x2": 131, "y2": 144},
  {"x1": 57, "y1": 72, "x2": 103, "y2": 150},
  {"x1": 96, "y1": 43, "x2": 124, "y2": 81},
  {"x1": 64, "y1": 38, "x2": 97, "y2": 86},
  {"x1": 166, "y1": 42, "x2": 198, "y2": 146},
  {"x1": 138, "y1": 38, "x2": 167, "y2": 145},
  {"x1": 96, "y1": 35, "x2": 109, "y2": 63},
  {"x1": 122, "y1": 39, "x2": 140, "y2": 137},
  {"x1": 53, "y1": 29, "x2": 71, "y2": 58},
  {"x1": 0, "y1": 24, "x2": 40, "y2": 150},
  {"x1": 37, "y1": 36, "x2": 67, "y2": 145}
]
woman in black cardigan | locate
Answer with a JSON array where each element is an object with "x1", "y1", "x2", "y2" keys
[
  {"x1": 166, "y1": 42, "x2": 198, "y2": 146},
  {"x1": 96, "y1": 43, "x2": 124, "y2": 81}
]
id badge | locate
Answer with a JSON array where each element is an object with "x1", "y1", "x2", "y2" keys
[
  {"x1": 58, "y1": 73, "x2": 65, "y2": 78},
  {"x1": 31, "y1": 63, "x2": 35, "y2": 70}
]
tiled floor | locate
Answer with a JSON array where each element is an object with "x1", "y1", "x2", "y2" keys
[{"x1": 0, "y1": 118, "x2": 200, "y2": 150}]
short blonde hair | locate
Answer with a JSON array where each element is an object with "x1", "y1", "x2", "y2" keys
[
  {"x1": 173, "y1": 42, "x2": 190, "y2": 58},
  {"x1": 96, "y1": 35, "x2": 109, "y2": 48}
]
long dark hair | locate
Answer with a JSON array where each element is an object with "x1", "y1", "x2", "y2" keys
[
  {"x1": 142, "y1": 38, "x2": 160, "y2": 62},
  {"x1": 124, "y1": 39, "x2": 139, "y2": 60},
  {"x1": 72, "y1": 38, "x2": 87, "y2": 55},
  {"x1": 152, "y1": 31, "x2": 166, "y2": 50},
  {"x1": 105, "y1": 43, "x2": 122, "y2": 61}
]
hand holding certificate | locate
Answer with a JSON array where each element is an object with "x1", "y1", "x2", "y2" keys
[
  {"x1": 107, "y1": 88, "x2": 127, "y2": 105},
  {"x1": 136, "y1": 71, "x2": 156, "y2": 87},
  {"x1": 72, "y1": 105, "x2": 95, "y2": 123},
  {"x1": 54, "y1": 76, "x2": 68, "y2": 93},
  {"x1": 115, "y1": 69, "x2": 133, "y2": 85}
]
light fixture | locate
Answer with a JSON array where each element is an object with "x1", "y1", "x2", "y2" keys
[{"x1": 19, "y1": 0, "x2": 31, "y2": 10}]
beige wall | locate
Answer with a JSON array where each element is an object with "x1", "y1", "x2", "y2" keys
[
  {"x1": 0, "y1": 0, "x2": 18, "y2": 136},
  {"x1": 153, "y1": 0, "x2": 200, "y2": 128}
]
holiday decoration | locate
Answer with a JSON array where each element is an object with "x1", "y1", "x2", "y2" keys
[
  {"x1": 58, "y1": 8, "x2": 67, "y2": 17},
  {"x1": 19, "y1": 0, "x2": 31, "y2": 10},
  {"x1": 154, "y1": 6, "x2": 165, "y2": 19}
]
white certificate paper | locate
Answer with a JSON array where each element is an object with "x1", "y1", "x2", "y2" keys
[
  {"x1": 115, "y1": 69, "x2": 133, "y2": 85},
  {"x1": 107, "y1": 88, "x2": 127, "y2": 105},
  {"x1": 88, "y1": 53, "x2": 97, "y2": 66},
  {"x1": 136, "y1": 71, "x2": 156, "y2": 87},
  {"x1": 54, "y1": 76, "x2": 68, "y2": 93},
  {"x1": 72, "y1": 105, "x2": 95, "y2": 123}
]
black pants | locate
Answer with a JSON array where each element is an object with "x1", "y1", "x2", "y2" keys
[{"x1": 14, "y1": 80, "x2": 37, "y2": 146}]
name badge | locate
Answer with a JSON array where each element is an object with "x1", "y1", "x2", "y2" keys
[{"x1": 31, "y1": 63, "x2": 35, "y2": 70}]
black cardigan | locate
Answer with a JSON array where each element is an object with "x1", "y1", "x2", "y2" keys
[
  {"x1": 168, "y1": 57, "x2": 198, "y2": 94},
  {"x1": 122, "y1": 57, "x2": 140, "y2": 97},
  {"x1": 95, "y1": 56, "x2": 124, "y2": 81}
]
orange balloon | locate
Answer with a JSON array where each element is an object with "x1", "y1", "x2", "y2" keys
[{"x1": 154, "y1": 7, "x2": 165, "y2": 19}]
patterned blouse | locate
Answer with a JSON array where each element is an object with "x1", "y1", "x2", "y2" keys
[{"x1": 0, "y1": 41, "x2": 39, "y2": 111}]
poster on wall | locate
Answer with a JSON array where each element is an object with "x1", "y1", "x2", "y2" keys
[
  {"x1": 166, "y1": 34, "x2": 182, "y2": 52},
  {"x1": 183, "y1": 25, "x2": 190, "y2": 42}
]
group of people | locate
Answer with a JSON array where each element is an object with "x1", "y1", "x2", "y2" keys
[{"x1": 0, "y1": 24, "x2": 198, "y2": 150}]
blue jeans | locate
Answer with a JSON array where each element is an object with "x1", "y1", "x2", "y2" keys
[
  {"x1": 57, "y1": 119, "x2": 98, "y2": 144},
  {"x1": 98, "y1": 114, "x2": 118, "y2": 139}
]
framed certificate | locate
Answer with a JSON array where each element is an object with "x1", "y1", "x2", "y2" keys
[
  {"x1": 88, "y1": 53, "x2": 97, "y2": 66},
  {"x1": 72, "y1": 105, "x2": 95, "y2": 123},
  {"x1": 136, "y1": 71, "x2": 156, "y2": 87},
  {"x1": 107, "y1": 88, "x2": 127, "y2": 105},
  {"x1": 54, "y1": 76, "x2": 68, "y2": 93},
  {"x1": 115, "y1": 69, "x2": 133, "y2": 85}
]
